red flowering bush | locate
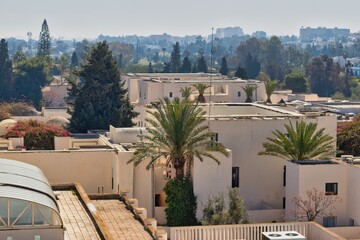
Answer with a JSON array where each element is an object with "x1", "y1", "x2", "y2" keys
[{"x1": 4, "y1": 120, "x2": 69, "y2": 150}]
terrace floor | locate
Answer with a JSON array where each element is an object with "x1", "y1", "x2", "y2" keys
[{"x1": 93, "y1": 199, "x2": 152, "y2": 240}]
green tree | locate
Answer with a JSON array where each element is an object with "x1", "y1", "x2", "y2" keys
[
  {"x1": 338, "y1": 120, "x2": 360, "y2": 156},
  {"x1": 285, "y1": 72, "x2": 308, "y2": 93},
  {"x1": 181, "y1": 57, "x2": 192, "y2": 73},
  {"x1": 192, "y1": 83, "x2": 209, "y2": 103},
  {"x1": 219, "y1": 57, "x2": 229, "y2": 76},
  {"x1": 70, "y1": 51, "x2": 79, "y2": 69},
  {"x1": 14, "y1": 57, "x2": 49, "y2": 110},
  {"x1": 37, "y1": 19, "x2": 51, "y2": 57},
  {"x1": 259, "y1": 121, "x2": 334, "y2": 161},
  {"x1": 264, "y1": 79, "x2": 278, "y2": 103},
  {"x1": 263, "y1": 36, "x2": 284, "y2": 81},
  {"x1": 68, "y1": 41, "x2": 138, "y2": 133},
  {"x1": 170, "y1": 42, "x2": 181, "y2": 73},
  {"x1": 197, "y1": 56, "x2": 208, "y2": 73},
  {"x1": 0, "y1": 39, "x2": 14, "y2": 101},
  {"x1": 235, "y1": 66, "x2": 249, "y2": 79},
  {"x1": 242, "y1": 85, "x2": 258, "y2": 102},
  {"x1": 12, "y1": 50, "x2": 26, "y2": 65},
  {"x1": 148, "y1": 62, "x2": 154, "y2": 73},
  {"x1": 244, "y1": 53, "x2": 260, "y2": 79}
]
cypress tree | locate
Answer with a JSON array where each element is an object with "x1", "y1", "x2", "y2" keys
[
  {"x1": 37, "y1": 19, "x2": 51, "y2": 57},
  {"x1": 219, "y1": 57, "x2": 229, "y2": 76},
  {"x1": 170, "y1": 42, "x2": 181, "y2": 73},
  {"x1": 197, "y1": 56, "x2": 208, "y2": 73},
  {"x1": 235, "y1": 66, "x2": 249, "y2": 79},
  {"x1": 244, "y1": 53, "x2": 261, "y2": 79},
  {"x1": 0, "y1": 39, "x2": 14, "y2": 101},
  {"x1": 68, "y1": 41, "x2": 138, "y2": 133},
  {"x1": 70, "y1": 51, "x2": 79, "y2": 69},
  {"x1": 181, "y1": 57, "x2": 192, "y2": 73},
  {"x1": 148, "y1": 62, "x2": 154, "y2": 73}
]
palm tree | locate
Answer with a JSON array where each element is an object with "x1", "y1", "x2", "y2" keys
[
  {"x1": 180, "y1": 86, "x2": 193, "y2": 100},
  {"x1": 242, "y1": 85, "x2": 258, "y2": 103},
  {"x1": 264, "y1": 79, "x2": 278, "y2": 104},
  {"x1": 192, "y1": 83, "x2": 210, "y2": 103},
  {"x1": 129, "y1": 97, "x2": 229, "y2": 178},
  {"x1": 258, "y1": 121, "x2": 334, "y2": 161}
]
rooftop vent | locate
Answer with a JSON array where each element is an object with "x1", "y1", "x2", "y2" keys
[{"x1": 262, "y1": 231, "x2": 306, "y2": 240}]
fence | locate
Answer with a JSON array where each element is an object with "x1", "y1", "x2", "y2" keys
[{"x1": 169, "y1": 222, "x2": 345, "y2": 240}]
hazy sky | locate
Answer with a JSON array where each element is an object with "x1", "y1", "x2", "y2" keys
[{"x1": 1, "y1": 0, "x2": 359, "y2": 40}]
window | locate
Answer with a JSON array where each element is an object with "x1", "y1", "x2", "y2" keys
[
  {"x1": 232, "y1": 167, "x2": 239, "y2": 188},
  {"x1": 238, "y1": 91, "x2": 241, "y2": 97},
  {"x1": 349, "y1": 218, "x2": 355, "y2": 226},
  {"x1": 169, "y1": 92, "x2": 173, "y2": 97},
  {"x1": 323, "y1": 216, "x2": 337, "y2": 227},
  {"x1": 283, "y1": 197, "x2": 286, "y2": 209},
  {"x1": 325, "y1": 183, "x2": 338, "y2": 195},
  {"x1": 283, "y1": 166, "x2": 286, "y2": 186},
  {"x1": 210, "y1": 133, "x2": 218, "y2": 147}
]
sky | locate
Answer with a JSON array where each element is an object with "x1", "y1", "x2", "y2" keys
[{"x1": 1, "y1": 0, "x2": 360, "y2": 40}]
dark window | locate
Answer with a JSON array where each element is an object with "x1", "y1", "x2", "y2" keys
[
  {"x1": 283, "y1": 166, "x2": 286, "y2": 186},
  {"x1": 238, "y1": 91, "x2": 241, "y2": 97},
  {"x1": 283, "y1": 197, "x2": 286, "y2": 209},
  {"x1": 325, "y1": 183, "x2": 338, "y2": 195},
  {"x1": 169, "y1": 92, "x2": 173, "y2": 97},
  {"x1": 232, "y1": 167, "x2": 239, "y2": 188},
  {"x1": 349, "y1": 218, "x2": 355, "y2": 226},
  {"x1": 323, "y1": 216, "x2": 337, "y2": 227},
  {"x1": 210, "y1": 133, "x2": 218, "y2": 147}
]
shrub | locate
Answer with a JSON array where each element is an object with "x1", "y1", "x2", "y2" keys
[
  {"x1": 164, "y1": 178, "x2": 197, "y2": 226},
  {"x1": 202, "y1": 188, "x2": 248, "y2": 225},
  {"x1": 4, "y1": 120, "x2": 69, "y2": 150},
  {"x1": 0, "y1": 102, "x2": 37, "y2": 116}
]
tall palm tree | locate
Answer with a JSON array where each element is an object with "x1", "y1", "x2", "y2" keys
[
  {"x1": 258, "y1": 121, "x2": 334, "y2": 161},
  {"x1": 192, "y1": 83, "x2": 210, "y2": 103},
  {"x1": 242, "y1": 85, "x2": 258, "y2": 103},
  {"x1": 129, "y1": 97, "x2": 229, "y2": 178},
  {"x1": 264, "y1": 79, "x2": 278, "y2": 104}
]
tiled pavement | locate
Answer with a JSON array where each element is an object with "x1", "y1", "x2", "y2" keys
[
  {"x1": 93, "y1": 200, "x2": 153, "y2": 240},
  {"x1": 55, "y1": 191, "x2": 101, "y2": 240}
]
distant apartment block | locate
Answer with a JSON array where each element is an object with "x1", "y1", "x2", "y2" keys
[
  {"x1": 300, "y1": 27, "x2": 350, "y2": 42},
  {"x1": 215, "y1": 27, "x2": 244, "y2": 38}
]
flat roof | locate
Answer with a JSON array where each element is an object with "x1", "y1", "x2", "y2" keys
[{"x1": 202, "y1": 103, "x2": 304, "y2": 119}]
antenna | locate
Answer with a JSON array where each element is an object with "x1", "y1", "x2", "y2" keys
[{"x1": 208, "y1": 27, "x2": 214, "y2": 127}]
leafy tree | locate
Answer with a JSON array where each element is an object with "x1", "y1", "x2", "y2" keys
[
  {"x1": 0, "y1": 39, "x2": 14, "y2": 101},
  {"x1": 256, "y1": 72, "x2": 270, "y2": 81},
  {"x1": 291, "y1": 188, "x2": 341, "y2": 221},
  {"x1": 285, "y1": 72, "x2": 308, "y2": 93},
  {"x1": 264, "y1": 79, "x2": 278, "y2": 103},
  {"x1": 192, "y1": 83, "x2": 209, "y2": 103},
  {"x1": 68, "y1": 41, "x2": 138, "y2": 132},
  {"x1": 14, "y1": 57, "x2": 49, "y2": 110},
  {"x1": 181, "y1": 57, "x2": 192, "y2": 73},
  {"x1": 197, "y1": 56, "x2": 208, "y2": 73},
  {"x1": 235, "y1": 66, "x2": 249, "y2": 79},
  {"x1": 202, "y1": 188, "x2": 248, "y2": 225},
  {"x1": 263, "y1": 36, "x2": 284, "y2": 81},
  {"x1": 37, "y1": 19, "x2": 51, "y2": 57},
  {"x1": 306, "y1": 55, "x2": 340, "y2": 97},
  {"x1": 170, "y1": 42, "x2": 181, "y2": 73},
  {"x1": 338, "y1": 120, "x2": 360, "y2": 156},
  {"x1": 259, "y1": 121, "x2": 334, "y2": 161},
  {"x1": 219, "y1": 57, "x2": 229, "y2": 76},
  {"x1": 12, "y1": 50, "x2": 26, "y2": 65},
  {"x1": 242, "y1": 85, "x2": 258, "y2": 102},
  {"x1": 164, "y1": 178, "x2": 197, "y2": 226},
  {"x1": 236, "y1": 37, "x2": 262, "y2": 67},
  {"x1": 244, "y1": 53, "x2": 261, "y2": 79},
  {"x1": 70, "y1": 51, "x2": 79, "y2": 69}
]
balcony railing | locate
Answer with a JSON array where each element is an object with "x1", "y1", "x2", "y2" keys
[{"x1": 169, "y1": 222, "x2": 345, "y2": 240}]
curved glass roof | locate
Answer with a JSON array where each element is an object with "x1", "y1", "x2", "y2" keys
[{"x1": 0, "y1": 158, "x2": 62, "y2": 228}]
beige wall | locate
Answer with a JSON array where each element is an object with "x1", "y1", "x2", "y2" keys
[
  {"x1": 0, "y1": 150, "x2": 114, "y2": 194},
  {"x1": 285, "y1": 161, "x2": 347, "y2": 226},
  {"x1": 0, "y1": 228, "x2": 64, "y2": 240},
  {"x1": 346, "y1": 165, "x2": 360, "y2": 225},
  {"x1": 248, "y1": 209, "x2": 285, "y2": 223}
]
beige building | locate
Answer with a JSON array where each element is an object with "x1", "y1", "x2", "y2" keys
[{"x1": 123, "y1": 73, "x2": 266, "y2": 105}]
